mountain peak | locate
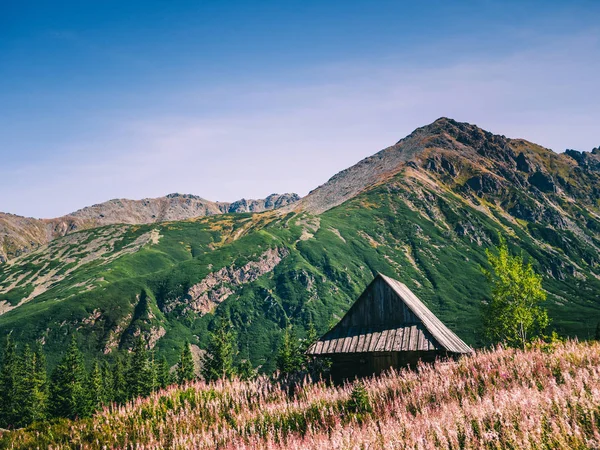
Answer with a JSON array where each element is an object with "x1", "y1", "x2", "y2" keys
[
  {"x1": 417, "y1": 117, "x2": 488, "y2": 137},
  {"x1": 296, "y1": 118, "x2": 564, "y2": 214},
  {"x1": 432, "y1": 116, "x2": 457, "y2": 126}
]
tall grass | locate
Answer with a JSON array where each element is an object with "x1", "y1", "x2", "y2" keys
[{"x1": 1, "y1": 340, "x2": 599, "y2": 449}]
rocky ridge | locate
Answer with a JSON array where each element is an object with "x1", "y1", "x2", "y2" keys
[
  {"x1": 297, "y1": 118, "x2": 600, "y2": 216},
  {"x1": 0, "y1": 193, "x2": 299, "y2": 262}
]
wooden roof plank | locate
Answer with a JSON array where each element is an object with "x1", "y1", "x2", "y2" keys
[
  {"x1": 385, "y1": 328, "x2": 396, "y2": 352},
  {"x1": 375, "y1": 329, "x2": 390, "y2": 352},
  {"x1": 369, "y1": 330, "x2": 381, "y2": 352},
  {"x1": 313, "y1": 340, "x2": 324, "y2": 355},
  {"x1": 355, "y1": 330, "x2": 367, "y2": 353},
  {"x1": 341, "y1": 327, "x2": 353, "y2": 353},
  {"x1": 392, "y1": 327, "x2": 404, "y2": 352},
  {"x1": 322, "y1": 338, "x2": 335, "y2": 354},
  {"x1": 348, "y1": 332, "x2": 359, "y2": 353},
  {"x1": 362, "y1": 328, "x2": 374, "y2": 353}
]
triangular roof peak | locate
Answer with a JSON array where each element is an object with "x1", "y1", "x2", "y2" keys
[
  {"x1": 308, "y1": 274, "x2": 473, "y2": 355},
  {"x1": 376, "y1": 274, "x2": 472, "y2": 353}
]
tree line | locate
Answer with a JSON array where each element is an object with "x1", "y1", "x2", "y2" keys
[
  {"x1": 0, "y1": 333, "x2": 192, "y2": 429},
  {"x1": 0, "y1": 317, "x2": 321, "y2": 430}
]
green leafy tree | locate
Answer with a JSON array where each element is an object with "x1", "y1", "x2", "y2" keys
[
  {"x1": 176, "y1": 342, "x2": 195, "y2": 384},
  {"x1": 201, "y1": 319, "x2": 236, "y2": 382},
  {"x1": 0, "y1": 335, "x2": 21, "y2": 428},
  {"x1": 482, "y1": 237, "x2": 550, "y2": 348},
  {"x1": 88, "y1": 360, "x2": 104, "y2": 411},
  {"x1": 127, "y1": 335, "x2": 152, "y2": 399},
  {"x1": 156, "y1": 356, "x2": 172, "y2": 389},
  {"x1": 50, "y1": 335, "x2": 91, "y2": 419}
]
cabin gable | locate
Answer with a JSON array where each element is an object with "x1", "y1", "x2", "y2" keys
[
  {"x1": 308, "y1": 274, "x2": 473, "y2": 357},
  {"x1": 337, "y1": 276, "x2": 419, "y2": 328}
]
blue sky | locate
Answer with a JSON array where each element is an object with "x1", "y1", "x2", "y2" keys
[{"x1": 1, "y1": 0, "x2": 599, "y2": 218}]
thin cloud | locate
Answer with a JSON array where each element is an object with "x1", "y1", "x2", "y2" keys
[{"x1": 1, "y1": 31, "x2": 599, "y2": 218}]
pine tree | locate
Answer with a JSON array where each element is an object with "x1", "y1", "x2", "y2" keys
[
  {"x1": 201, "y1": 319, "x2": 236, "y2": 382},
  {"x1": 156, "y1": 355, "x2": 171, "y2": 389},
  {"x1": 18, "y1": 344, "x2": 48, "y2": 426},
  {"x1": 0, "y1": 334, "x2": 21, "y2": 428},
  {"x1": 176, "y1": 342, "x2": 195, "y2": 384},
  {"x1": 276, "y1": 326, "x2": 302, "y2": 376},
  {"x1": 50, "y1": 335, "x2": 91, "y2": 419},
  {"x1": 148, "y1": 352, "x2": 158, "y2": 393},
  {"x1": 88, "y1": 360, "x2": 104, "y2": 412},
  {"x1": 101, "y1": 361, "x2": 114, "y2": 404},
  {"x1": 32, "y1": 345, "x2": 49, "y2": 419},
  {"x1": 300, "y1": 322, "x2": 323, "y2": 376},
  {"x1": 127, "y1": 335, "x2": 152, "y2": 399},
  {"x1": 299, "y1": 322, "x2": 318, "y2": 359},
  {"x1": 112, "y1": 356, "x2": 128, "y2": 404},
  {"x1": 237, "y1": 359, "x2": 257, "y2": 380}
]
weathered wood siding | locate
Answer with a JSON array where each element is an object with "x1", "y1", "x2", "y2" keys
[
  {"x1": 337, "y1": 276, "x2": 419, "y2": 328},
  {"x1": 328, "y1": 351, "x2": 453, "y2": 381}
]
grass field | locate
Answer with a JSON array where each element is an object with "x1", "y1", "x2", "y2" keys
[{"x1": 1, "y1": 340, "x2": 598, "y2": 449}]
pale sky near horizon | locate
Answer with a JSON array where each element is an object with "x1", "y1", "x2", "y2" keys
[{"x1": 1, "y1": 1, "x2": 599, "y2": 218}]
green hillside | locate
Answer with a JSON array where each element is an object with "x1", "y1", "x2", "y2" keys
[
  {"x1": 0, "y1": 178, "x2": 598, "y2": 371},
  {"x1": 1, "y1": 119, "x2": 600, "y2": 370}
]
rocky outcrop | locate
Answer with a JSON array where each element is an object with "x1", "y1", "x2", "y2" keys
[
  {"x1": 565, "y1": 148, "x2": 600, "y2": 172},
  {"x1": 166, "y1": 247, "x2": 288, "y2": 315},
  {"x1": 69, "y1": 192, "x2": 299, "y2": 225},
  {"x1": 226, "y1": 193, "x2": 300, "y2": 213},
  {"x1": 464, "y1": 174, "x2": 504, "y2": 195},
  {"x1": 528, "y1": 172, "x2": 556, "y2": 193},
  {"x1": 515, "y1": 152, "x2": 533, "y2": 173}
]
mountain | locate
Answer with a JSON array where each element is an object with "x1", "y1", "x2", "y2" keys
[
  {"x1": 1, "y1": 118, "x2": 599, "y2": 370},
  {"x1": 297, "y1": 117, "x2": 600, "y2": 215},
  {"x1": 0, "y1": 193, "x2": 300, "y2": 262}
]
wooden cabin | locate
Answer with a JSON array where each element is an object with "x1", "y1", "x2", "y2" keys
[{"x1": 306, "y1": 273, "x2": 473, "y2": 381}]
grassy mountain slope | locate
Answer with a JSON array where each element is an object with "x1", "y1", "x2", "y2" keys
[{"x1": 1, "y1": 118, "x2": 599, "y2": 369}]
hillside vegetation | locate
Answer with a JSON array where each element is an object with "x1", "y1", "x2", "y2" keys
[
  {"x1": 0, "y1": 340, "x2": 598, "y2": 449},
  {"x1": 0, "y1": 193, "x2": 299, "y2": 263},
  {"x1": 1, "y1": 118, "x2": 600, "y2": 370}
]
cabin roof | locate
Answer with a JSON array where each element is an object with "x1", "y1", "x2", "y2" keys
[{"x1": 307, "y1": 274, "x2": 473, "y2": 355}]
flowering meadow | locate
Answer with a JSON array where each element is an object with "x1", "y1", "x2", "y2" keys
[{"x1": 1, "y1": 340, "x2": 599, "y2": 449}]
